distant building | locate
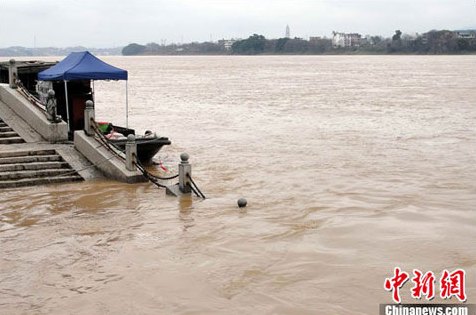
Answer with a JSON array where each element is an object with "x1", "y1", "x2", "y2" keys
[
  {"x1": 332, "y1": 32, "x2": 362, "y2": 48},
  {"x1": 218, "y1": 39, "x2": 238, "y2": 51},
  {"x1": 285, "y1": 25, "x2": 291, "y2": 38},
  {"x1": 455, "y1": 31, "x2": 476, "y2": 39}
]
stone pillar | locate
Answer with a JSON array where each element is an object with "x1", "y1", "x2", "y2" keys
[
  {"x1": 84, "y1": 100, "x2": 95, "y2": 136},
  {"x1": 8, "y1": 59, "x2": 18, "y2": 89},
  {"x1": 178, "y1": 153, "x2": 192, "y2": 194},
  {"x1": 166, "y1": 153, "x2": 193, "y2": 197},
  {"x1": 125, "y1": 134, "x2": 137, "y2": 171}
]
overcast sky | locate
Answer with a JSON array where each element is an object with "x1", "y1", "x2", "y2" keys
[{"x1": 1, "y1": 0, "x2": 475, "y2": 48}]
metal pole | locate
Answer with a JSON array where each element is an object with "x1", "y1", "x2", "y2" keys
[
  {"x1": 64, "y1": 80, "x2": 70, "y2": 132},
  {"x1": 92, "y1": 80, "x2": 95, "y2": 104},
  {"x1": 125, "y1": 80, "x2": 129, "y2": 128}
]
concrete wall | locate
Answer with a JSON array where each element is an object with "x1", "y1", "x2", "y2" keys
[
  {"x1": 74, "y1": 130, "x2": 147, "y2": 183},
  {"x1": 0, "y1": 84, "x2": 68, "y2": 143}
]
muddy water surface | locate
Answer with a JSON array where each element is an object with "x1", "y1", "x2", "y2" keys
[{"x1": 1, "y1": 56, "x2": 475, "y2": 314}]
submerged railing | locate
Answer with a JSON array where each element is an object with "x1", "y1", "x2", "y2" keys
[{"x1": 84, "y1": 102, "x2": 205, "y2": 198}]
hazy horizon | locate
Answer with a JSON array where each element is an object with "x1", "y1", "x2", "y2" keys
[{"x1": 1, "y1": 0, "x2": 475, "y2": 48}]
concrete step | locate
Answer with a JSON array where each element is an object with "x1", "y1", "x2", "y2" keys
[
  {"x1": 0, "y1": 149, "x2": 56, "y2": 158},
  {"x1": 0, "y1": 131, "x2": 19, "y2": 138},
  {"x1": 0, "y1": 168, "x2": 74, "y2": 180},
  {"x1": 0, "y1": 148, "x2": 83, "y2": 189},
  {"x1": 0, "y1": 118, "x2": 24, "y2": 143},
  {"x1": 0, "y1": 175, "x2": 83, "y2": 189},
  {"x1": 0, "y1": 161, "x2": 69, "y2": 172},
  {"x1": 0, "y1": 137, "x2": 24, "y2": 144},
  {"x1": 0, "y1": 154, "x2": 62, "y2": 165}
]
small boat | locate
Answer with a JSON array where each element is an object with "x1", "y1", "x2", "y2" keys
[{"x1": 99, "y1": 123, "x2": 171, "y2": 165}]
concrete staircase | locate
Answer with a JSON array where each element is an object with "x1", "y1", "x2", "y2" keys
[
  {"x1": 0, "y1": 149, "x2": 83, "y2": 189},
  {"x1": 0, "y1": 118, "x2": 25, "y2": 144}
]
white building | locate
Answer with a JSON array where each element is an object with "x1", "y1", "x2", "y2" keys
[
  {"x1": 332, "y1": 32, "x2": 362, "y2": 48},
  {"x1": 218, "y1": 39, "x2": 238, "y2": 51},
  {"x1": 455, "y1": 31, "x2": 476, "y2": 39}
]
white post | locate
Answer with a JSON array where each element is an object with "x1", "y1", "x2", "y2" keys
[
  {"x1": 178, "y1": 153, "x2": 192, "y2": 194},
  {"x1": 125, "y1": 80, "x2": 129, "y2": 128},
  {"x1": 165, "y1": 153, "x2": 193, "y2": 197},
  {"x1": 84, "y1": 100, "x2": 95, "y2": 136},
  {"x1": 125, "y1": 134, "x2": 137, "y2": 171},
  {"x1": 64, "y1": 80, "x2": 71, "y2": 133}
]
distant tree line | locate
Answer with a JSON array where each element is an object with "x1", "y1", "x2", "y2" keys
[
  {"x1": 384, "y1": 30, "x2": 476, "y2": 54},
  {"x1": 0, "y1": 46, "x2": 122, "y2": 57},
  {"x1": 122, "y1": 41, "x2": 224, "y2": 56},
  {"x1": 122, "y1": 29, "x2": 476, "y2": 56},
  {"x1": 231, "y1": 34, "x2": 331, "y2": 54}
]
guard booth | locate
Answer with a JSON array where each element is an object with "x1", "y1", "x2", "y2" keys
[{"x1": 37, "y1": 51, "x2": 128, "y2": 139}]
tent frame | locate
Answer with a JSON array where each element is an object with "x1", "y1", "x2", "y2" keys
[
  {"x1": 64, "y1": 81, "x2": 71, "y2": 132},
  {"x1": 38, "y1": 51, "x2": 129, "y2": 132}
]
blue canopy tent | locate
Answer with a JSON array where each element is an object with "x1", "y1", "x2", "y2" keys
[{"x1": 38, "y1": 51, "x2": 129, "y2": 131}]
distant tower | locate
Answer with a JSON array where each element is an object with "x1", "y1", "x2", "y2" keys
[{"x1": 285, "y1": 25, "x2": 290, "y2": 38}]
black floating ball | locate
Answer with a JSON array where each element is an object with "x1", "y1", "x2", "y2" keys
[{"x1": 237, "y1": 198, "x2": 247, "y2": 208}]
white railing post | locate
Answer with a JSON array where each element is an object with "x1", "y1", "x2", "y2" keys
[
  {"x1": 84, "y1": 100, "x2": 95, "y2": 136},
  {"x1": 178, "y1": 153, "x2": 192, "y2": 194},
  {"x1": 125, "y1": 134, "x2": 137, "y2": 171}
]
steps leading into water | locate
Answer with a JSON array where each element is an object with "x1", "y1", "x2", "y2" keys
[
  {"x1": 0, "y1": 118, "x2": 25, "y2": 144},
  {"x1": 0, "y1": 149, "x2": 83, "y2": 189}
]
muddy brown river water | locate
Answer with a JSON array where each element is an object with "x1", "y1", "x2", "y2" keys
[{"x1": 1, "y1": 56, "x2": 475, "y2": 314}]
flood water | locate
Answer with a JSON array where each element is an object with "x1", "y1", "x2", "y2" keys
[{"x1": 1, "y1": 56, "x2": 475, "y2": 314}]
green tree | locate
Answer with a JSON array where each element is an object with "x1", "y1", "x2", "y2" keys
[
  {"x1": 457, "y1": 38, "x2": 472, "y2": 51},
  {"x1": 370, "y1": 36, "x2": 382, "y2": 45},
  {"x1": 392, "y1": 30, "x2": 402, "y2": 41},
  {"x1": 388, "y1": 30, "x2": 403, "y2": 52},
  {"x1": 425, "y1": 30, "x2": 458, "y2": 53},
  {"x1": 283, "y1": 38, "x2": 309, "y2": 53},
  {"x1": 122, "y1": 43, "x2": 146, "y2": 56},
  {"x1": 232, "y1": 34, "x2": 267, "y2": 54},
  {"x1": 275, "y1": 38, "x2": 290, "y2": 52}
]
